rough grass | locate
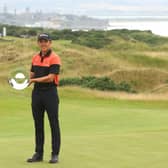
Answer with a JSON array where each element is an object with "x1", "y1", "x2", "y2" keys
[
  {"x1": 1, "y1": 36, "x2": 168, "y2": 92},
  {"x1": 59, "y1": 86, "x2": 168, "y2": 100},
  {"x1": 109, "y1": 69, "x2": 168, "y2": 92}
]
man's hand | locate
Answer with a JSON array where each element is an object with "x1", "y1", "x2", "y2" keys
[{"x1": 28, "y1": 79, "x2": 34, "y2": 87}]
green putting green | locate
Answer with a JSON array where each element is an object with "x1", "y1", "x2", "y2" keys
[{"x1": 0, "y1": 86, "x2": 168, "y2": 168}]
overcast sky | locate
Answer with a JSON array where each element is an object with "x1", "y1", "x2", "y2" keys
[{"x1": 0, "y1": 0, "x2": 168, "y2": 17}]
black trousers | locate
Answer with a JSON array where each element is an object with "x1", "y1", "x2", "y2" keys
[{"x1": 31, "y1": 87, "x2": 60, "y2": 155}]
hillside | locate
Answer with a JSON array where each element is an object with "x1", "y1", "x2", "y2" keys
[{"x1": 1, "y1": 29, "x2": 168, "y2": 93}]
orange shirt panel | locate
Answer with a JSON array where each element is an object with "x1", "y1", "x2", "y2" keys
[{"x1": 31, "y1": 52, "x2": 61, "y2": 86}]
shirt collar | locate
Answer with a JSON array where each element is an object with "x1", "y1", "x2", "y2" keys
[
  {"x1": 39, "y1": 49, "x2": 52, "y2": 62},
  {"x1": 39, "y1": 49, "x2": 52, "y2": 58}
]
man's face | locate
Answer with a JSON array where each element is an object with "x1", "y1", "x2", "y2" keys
[{"x1": 38, "y1": 39, "x2": 51, "y2": 52}]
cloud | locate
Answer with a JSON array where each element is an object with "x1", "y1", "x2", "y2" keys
[
  {"x1": 1, "y1": 0, "x2": 168, "y2": 15},
  {"x1": 80, "y1": 2, "x2": 168, "y2": 12}
]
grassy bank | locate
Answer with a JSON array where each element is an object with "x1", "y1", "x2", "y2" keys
[{"x1": 0, "y1": 29, "x2": 168, "y2": 92}]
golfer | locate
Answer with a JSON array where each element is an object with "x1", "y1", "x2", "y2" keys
[{"x1": 27, "y1": 33, "x2": 61, "y2": 164}]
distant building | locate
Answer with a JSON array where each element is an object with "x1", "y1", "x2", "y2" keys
[
  {"x1": 14, "y1": 9, "x2": 17, "y2": 16},
  {"x1": 3, "y1": 4, "x2": 7, "y2": 14},
  {"x1": 25, "y1": 7, "x2": 30, "y2": 14}
]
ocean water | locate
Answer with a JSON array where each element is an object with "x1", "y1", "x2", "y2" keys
[{"x1": 106, "y1": 16, "x2": 168, "y2": 37}]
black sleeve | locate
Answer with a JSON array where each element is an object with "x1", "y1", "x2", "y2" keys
[
  {"x1": 31, "y1": 64, "x2": 34, "y2": 72},
  {"x1": 49, "y1": 64, "x2": 60, "y2": 74}
]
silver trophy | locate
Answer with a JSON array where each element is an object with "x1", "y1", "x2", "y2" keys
[{"x1": 8, "y1": 69, "x2": 29, "y2": 90}]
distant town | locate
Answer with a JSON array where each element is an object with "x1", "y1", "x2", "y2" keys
[{"x1": 0, "y1": 5, "x2": 109, "y2": 30}]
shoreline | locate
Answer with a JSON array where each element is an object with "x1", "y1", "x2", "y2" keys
[{"x1": 107, "y1": 20, "x2": 168, "y2": 37}]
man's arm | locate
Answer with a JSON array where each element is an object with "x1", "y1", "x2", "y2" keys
[
  {"x1": 30, "y1": 72, "x2": 35, "y2": 79},
  {"x1": 32, "y1": 74, "x2": 55, "y2": 83},
  {"x1": 28, "y1": 72, "x2": 35, "y2": 86},
  {"x1": 28, "y1": 74, "x2": 55, "y2": 86}
]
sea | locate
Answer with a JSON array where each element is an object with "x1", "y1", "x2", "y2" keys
[{"x1": 100, "y1": 16, "x2": 168, "y2": 37}]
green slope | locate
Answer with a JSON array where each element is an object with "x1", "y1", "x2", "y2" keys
[{"x1": 1, "y1": 29, "x2": 168, "y2": 92}]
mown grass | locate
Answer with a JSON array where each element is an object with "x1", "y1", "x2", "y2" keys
[{"x1": 1, "y1": 85, "x2": 168, "y2": 168}]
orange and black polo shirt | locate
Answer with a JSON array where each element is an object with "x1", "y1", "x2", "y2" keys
[{"x1": 31, "y1": 49, "x2": 61, "y2": 89}]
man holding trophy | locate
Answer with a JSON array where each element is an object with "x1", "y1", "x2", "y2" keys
[{"x1": 27, "y1": 33, "x2": 61, "y2": 164}]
